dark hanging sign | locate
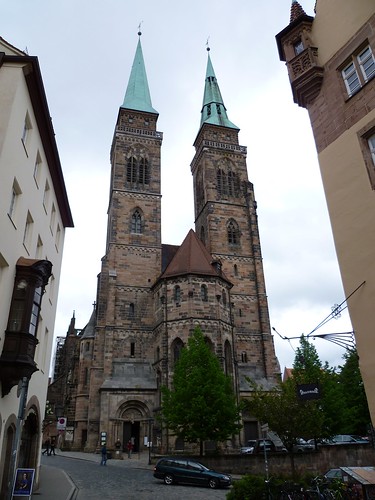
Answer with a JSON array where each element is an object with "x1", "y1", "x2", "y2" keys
[{"x1": 297, "y1": 383, "x2": 321, "y2": 401}]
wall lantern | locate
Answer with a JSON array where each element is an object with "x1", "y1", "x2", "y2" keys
[{"x1": 0, "y1": 257, "x2": 52, "y2": 396}]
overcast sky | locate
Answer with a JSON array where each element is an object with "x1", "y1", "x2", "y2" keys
[{"x1": 2, "y1": 0, "x2": 354, "y2": 373}]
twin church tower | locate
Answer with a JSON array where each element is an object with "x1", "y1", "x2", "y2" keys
[{"x1": 63, "y1": 33, "x2": 280, "y2": 452}]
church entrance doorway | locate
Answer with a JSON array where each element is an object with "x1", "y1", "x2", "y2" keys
[{"x1": 123, "y1": 421, "x2": 140, "y2": 452}]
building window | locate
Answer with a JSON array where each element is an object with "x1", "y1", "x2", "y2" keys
[
  {"x1": 127, "y1": 157, "x2": 137, "y2": 183},
  {"x1": 227, "y1": 220, "x2": 239, "y2": 245},
  {"x1": 222, "y1": 289, "x2": 227, "y2": 306},
  {"x1": 130, "y1": 342, "x2": 135, "y2": 357},
  {"x1": 234, "y1": 264, "x2": 238, "y2": 276},
  {"x1": 131, "y1": 209, "x2": 142, "y2": 234},
  {"x1": 172, "y1": 338, "x2": 184, "y2": 365},
  {"x1": 85, "y1": 342, "x2": 90, "y2": 352},
  {"x1": 241, "y1": 351, "x2": 248, "y2": 363},
  {"x1": 8, "y1": 179, "x2": 22, "y2": 223},
  {"x1": 43, "y1": 181, "x2": 50, "y2": 213},
  {"x1": 200, "y1": 284, "x2": 208, "y2": 301},
  {"x1": 174, "y1": 285, "x2": 181, "y2": 303},
  {"x1": 23, "y1": 211, "x2": 34, "y2": 252},
  {"x1": 34, "y1": 152, "x2": 42, "y2": 186},
  {"x1": 36, "y1": 236, "x2": 43, "y2": 258},
  {"x1": 358, "y1": 46, "x2": 375, "y2": 82},
  {"x1": 129, "y1": 302, "x2": 135, "y2": 318},
  {"x1": 138, "y1": 158, "x2": 149, "y2": 184},
  {"x1": 55, "y1": 224, "x2": 61, "y2": 251},
  {"x1": 21, "y1": 112, "x2": 32, "y2": 152},
  {"x1": 294, "y1": 39, "x2": 304, "y2": 55},
  {"x1": 50, "y1": 203, "x2": 56, "y2": 234},
  {"x1": 369, "y1": 134, "x2": 375, "y2": 166},
  {"x1": 341, "y1": 44, "x2": 375, "y2": 97}
]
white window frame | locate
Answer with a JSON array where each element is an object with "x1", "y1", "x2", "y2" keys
[
  {"x1": 8, "y1": 178, "x2": 22, "y2": 222},
  {"x1": 358, "y1": 46, "x2": 375, "y2": 82},
  {"x1": 342, "y1": 61, "x2": 361, "y2": 96},
  {"x1": 342, "y1": 44, "x2": 375, "y2": 97}
]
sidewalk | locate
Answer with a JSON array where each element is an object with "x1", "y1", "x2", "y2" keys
[{"x1": 33, "y1": 449, "x2": 153, "y2": 500}]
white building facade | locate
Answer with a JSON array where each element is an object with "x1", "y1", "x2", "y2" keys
[{"x1": 0, "y1": 37, "x2": 73, "y2": 497}]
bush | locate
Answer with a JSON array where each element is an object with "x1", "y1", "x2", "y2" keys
[{"x1": 226, "y1": 475, "x2": 275, "y2": 500}]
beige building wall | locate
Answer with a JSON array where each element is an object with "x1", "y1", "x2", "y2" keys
[
  {"x1": 0, "y1": 37, "x2": 72, "y2": 494},
  {"x1": 277, "y1": 1, "x2": 375, "y2": 424}
]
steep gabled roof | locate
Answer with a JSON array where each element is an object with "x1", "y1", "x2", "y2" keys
[
  {"x1": 290, "y1": 0, "x2": 307, "y2": 23},
  {"x1": 122, "y1": 32, "x2": 158, "y2": 114},
  {"x1": 160, "y1": 229, "x2": 230, "y2": 284},
  {"x1": 199, "y1": 49, "x2": 238, "y2": 130},
  {"x1": 81, "y1": 307, "x2": 96, "y2": 339}
]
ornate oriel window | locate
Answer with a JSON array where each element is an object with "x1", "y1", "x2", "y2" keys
[{"x1": 0, "y1": 257, "x2": 52, "y2": 396}]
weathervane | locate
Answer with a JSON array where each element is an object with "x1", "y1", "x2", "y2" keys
[{"x1": 138, "y1": 21, "x2": 143, "y2": 36}]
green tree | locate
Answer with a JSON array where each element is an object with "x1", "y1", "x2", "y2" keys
[
  {"x1": 338, "y1": 349, "x2": 371, "y2": 435},
  {"x1": 160, "y1": 326, "x2": 241, "y2": 456}
]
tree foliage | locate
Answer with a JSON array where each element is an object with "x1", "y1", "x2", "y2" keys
[
  {"x1": 160, "y1": 326, "x2": 241, "y2": 455},
  {"x1": 244, "y1": 336, "x2": 371, "y2": 470}
]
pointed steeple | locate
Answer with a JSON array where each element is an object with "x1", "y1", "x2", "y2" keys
[
  {"x1": 122, "y1": 31, "x2": 158, "y2": 114},
  {"x1": 200, "y1": 47, "x2": 238, "y2": 130},
  {"x1": 290, "y1": 0, "x2": 307, "y2": 23},
  {"x1": 80, "y1": 306, "x2": 96, "y2": 339}
]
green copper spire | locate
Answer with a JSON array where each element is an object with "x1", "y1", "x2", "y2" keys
[
  {"x1": 122, "y1": 32, "x2": 158, "y2": 114},
  {"x1": 200, "y1": 48, "x2": 238, "y2": 129}
]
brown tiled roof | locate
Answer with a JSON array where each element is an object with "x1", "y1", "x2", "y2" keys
[
  {"x1": 161, "y1": 244, "x2": 179, "y2": 273},
  {"x1": 161, "y1": 229, "x2": 229, "y2": 282},
  {"x1": 290, "y1": 0, "x2": 307, "y2": 23}
]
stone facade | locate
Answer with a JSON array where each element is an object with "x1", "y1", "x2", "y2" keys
[{"x1": 50, "y1": 39, "x2": 281, "y2": 454}]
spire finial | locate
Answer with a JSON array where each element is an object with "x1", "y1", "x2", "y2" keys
[
  {"x1": 206, "y1": 36, "x2": 210, "y2": 52},
  {"x1": 138, "y1": 21, "x2": 143, "y2": 37}
]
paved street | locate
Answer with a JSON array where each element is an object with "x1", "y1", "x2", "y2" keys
[{"x1": 40, "y1": 453, "x2": 232, "y2": 500}]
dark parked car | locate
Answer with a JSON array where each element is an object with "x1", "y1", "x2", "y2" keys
[
  {"x1": 153, "y1": 457, "x2": 232, "y2": 489},
  {"x1": 331, "y1": 434, "x2": 369, "y2": 445}
]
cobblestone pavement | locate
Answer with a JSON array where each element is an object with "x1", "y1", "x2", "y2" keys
[{"x1": 40, "y1": 451, "x2": 233, "y2": 500}]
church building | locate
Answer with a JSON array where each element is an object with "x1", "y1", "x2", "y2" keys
[{"x1": 52, "y1": 33, "x2": 280, "y2": 453}]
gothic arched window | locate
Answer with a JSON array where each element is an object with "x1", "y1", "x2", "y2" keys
[
  {"x1": 174, "y1": 285, "x2": 181, "y2": 303},
  {"x1": 201, "y1": 284, "x2": 208, "y2": 302},
  {"x1": 129, "y1": 303, "x2": 135, "y2": 318},
  {"x1": 131, "y1": 209, "x2": 142, "y2": 234},
  {"x1": 127, "y1": 157, "x2": 137, "y2": 183},
  {"x1": 172, "y1": 338, "x2": 184, "y2": 365},
  {"x1": 227, "y1": 220, "x2": 239, "y2": 245},
  {"x1": 139, "y1": 158, "x2": 150, "y2": 185}
]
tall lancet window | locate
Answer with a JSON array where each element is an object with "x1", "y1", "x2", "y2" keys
[
  {"x1": 139, "y1": 158, "x2": 150, "y2": 185},
  {"x1": 131, "y1": 209, "x2": 142, "y2": 234},
  {"x1": 127, "y1": 157, "x2": 137, "y2": 183},
  {"x1": 227, "y1": 220, "x2": 239, "y2": 245}
]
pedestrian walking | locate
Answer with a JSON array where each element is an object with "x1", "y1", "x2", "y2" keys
[
  {"x1": 127, "y1": 439, "x2": 133, "y2": 458},
  {"x1": 42, "y1": 438, "x2": 50, "y2": 455},
  {"x1": 100, "y1": 444, "x2": 107, "y2": 465},
  {"x1": 49, "y1": 436, "x2": 56, "y2": 456}
]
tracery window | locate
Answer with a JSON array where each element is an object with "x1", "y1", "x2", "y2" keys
[
  {"x1": 127, "y1": 156, "x2": 137, "y2": 183},
  {"x1": 138, "y1": 158, "x2": 150, "y2": 184},
  {"x1": 131, "y1": 209, "x2": 142, "y2": 234},
  {"x1": 227, "y1": 220, "x2": 239, "y2": 245}
]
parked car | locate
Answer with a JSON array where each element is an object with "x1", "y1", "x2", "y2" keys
[
  {"x1": 324, "y1": 468, "x2": 344, "y2": 482},
  {"x1": 293, "y1": 438, "x2": 314, "y2": 453},
  {"x1": 251, "y1": 439, "x2": 287, "y2": 453},
  {"x1": 153, "y1": 457, "x2": 232, "y2": 489},
  {"x1": 331, "y1": 434, "x2": 369, "y2": 445},
  {"x1": 240, "y1": 440, "x2": 256, "y2": 454}
]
